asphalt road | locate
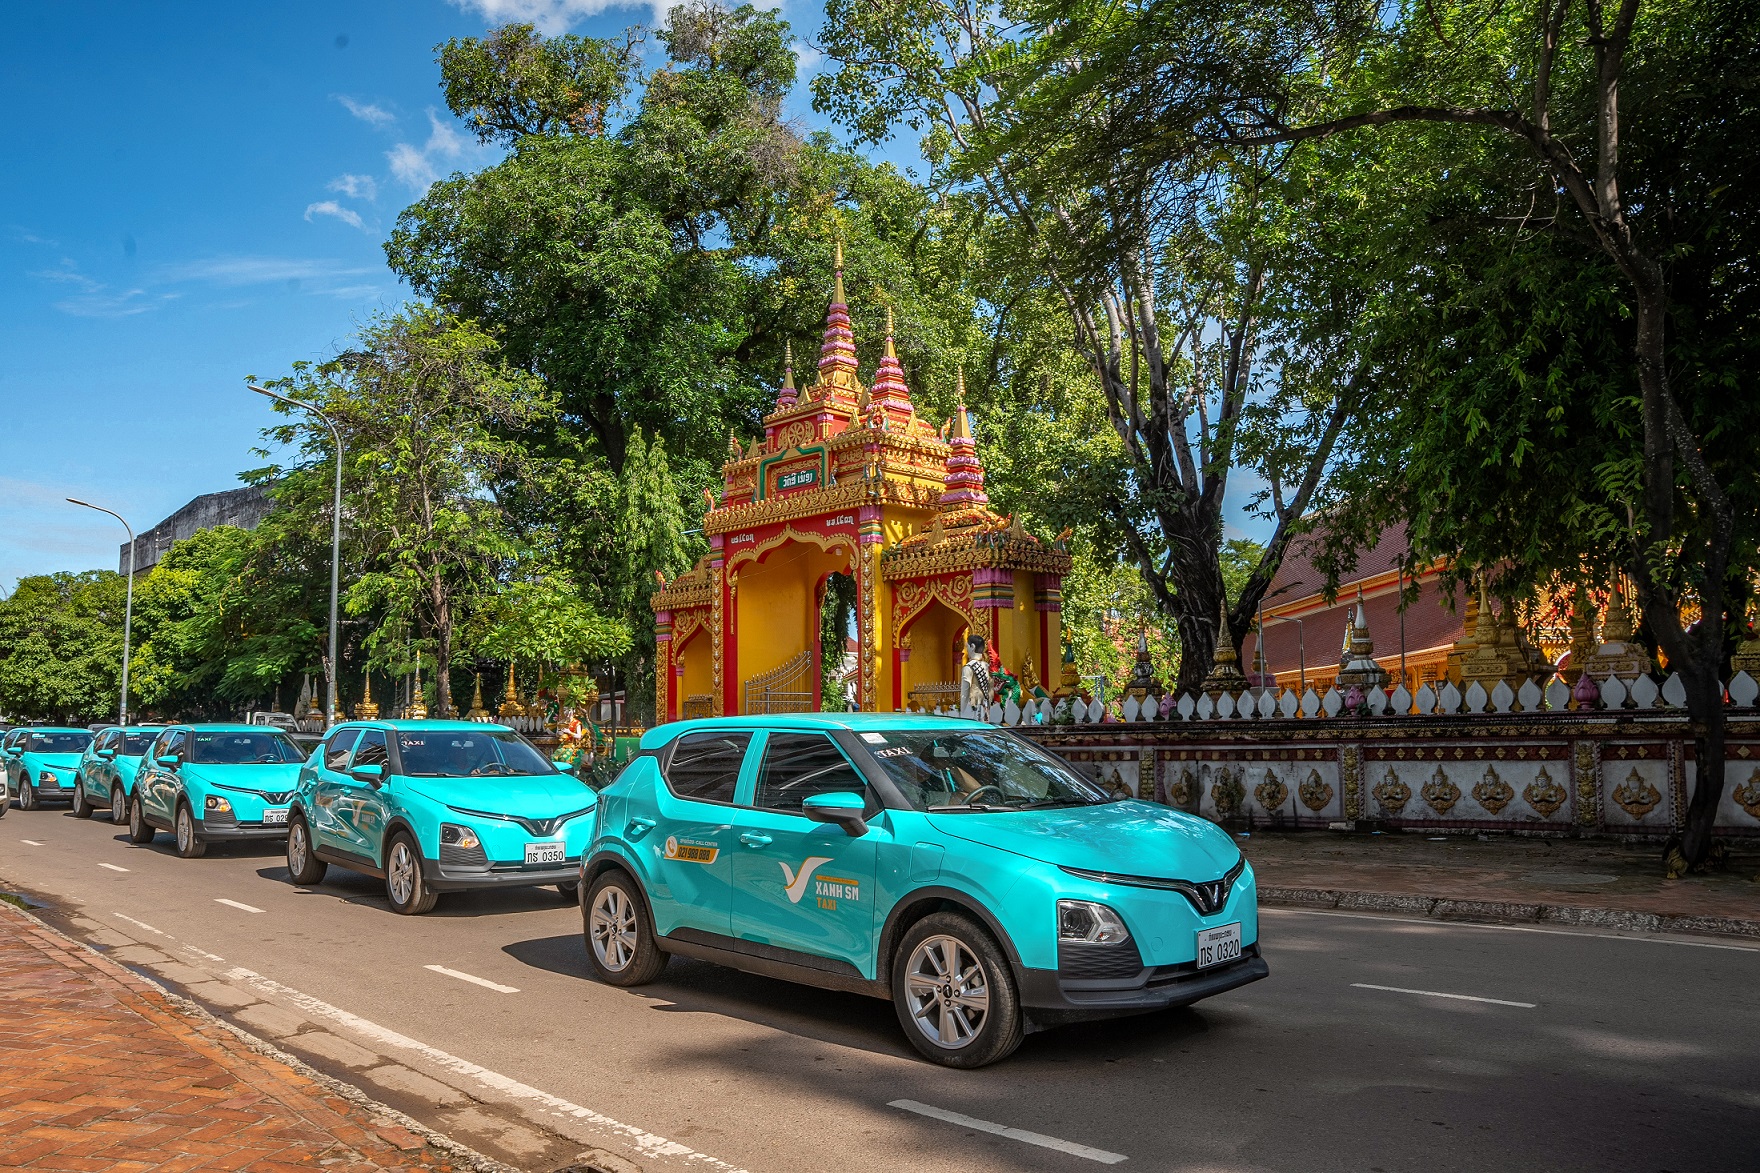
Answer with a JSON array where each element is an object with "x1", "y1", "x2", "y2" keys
[{"x1": 3, "y1": 802, "x2": 1757, "y2": 1173}]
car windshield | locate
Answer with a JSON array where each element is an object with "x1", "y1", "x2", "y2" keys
[
  {"x1": 860, "y1": 729, "x2": 1114, "y2": 811},
  {"x1": 27, "y1": 732, "x2": 92, "y2": 753},
  {"x1": 396, "y1": 730, "x2": 558, "y2": 777},
  {"x1": 187, "y1": 731, "x2": 303, "y2": 764},
  {"x1": 123, "y1": 733, "x2": 159, "y2": 755}
]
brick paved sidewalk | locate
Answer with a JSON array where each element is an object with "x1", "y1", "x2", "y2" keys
[
  {"x1": 0, "y1": 899, "x2": 490, "y2": 1172},
  {"x1": 1243, "y1": 829, "x2": 1760, "y2": 935}
]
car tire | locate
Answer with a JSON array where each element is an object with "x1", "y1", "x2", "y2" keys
[
  {"x1": 384, "y1": 832, "x2": 438, "y2": 915},
  {"x1": 127, "y1": 795, "x2": 155, "y2": 844},
  {"x1": 72, "y1": 779, "x2": 93, "y2": 818},
  {"x1": 285, "y1": 815, "x2": 328, "y2": 886},
  {"x1": 583, "y1": 871, "x2": 667, "y2": 986},
  {"x1": 110, "y1": 787, "x2": 127, "y2": 825},
  {"x1": 19, "y1": 781, "x2": 37, "y2": 811},
  {"x1": 554, "y1": 881, "x2": 579, "y2": 900},
  {"x1": 891, "y1": 912, "x2": 1025, "y2": 1069},
  {"x1": 174, "y1": 801, "x2": 207, "y2": 859}
]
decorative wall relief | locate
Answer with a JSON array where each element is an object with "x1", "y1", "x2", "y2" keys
[
  {"x1": 1211, "y1": 766, "x2": 1245, "y2": 819},
  {"x1": 1167, "y1": 766, "x2": 1196, "y2": 809},
  {"x1": 1373, "y1": 767, "x2": 1412, "y2": 815},
  {"x1": 1473, "y1": 765, "x2": 1515, "y2": 815},
  {"x1": 1105, "y1": 765, "x2": 1134, "y2": 800},
  {"x1": 1340, "y1": 745, "x2": 1363, "y2": 820},
  {"x1": 1422, "y1": 765, "x2": 1463, "y2": 815},
  {"x1": 1734, "y1": 768, "x2": 1760, "y2": 820},
  {"x1": 1523, "y1": 766, "x2": 1568, "y2": 818},
  {"x1": 1572, "y1": 740, "x2": 1602, "y2": 828},
  {"x1": 1613, "y1": 767, "x2": 1662, "y2": 820},
  {"x1": 1255, "y1": 768, "x2": 1289, "y2": 814},
  {"x1": 1299, "y1": 768, "x2": 1335, "y2": 813}
]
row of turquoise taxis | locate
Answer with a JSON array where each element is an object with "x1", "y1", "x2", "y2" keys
[{"x1": 9, "y1": 712, "x2": 1264, "y2": 1066}]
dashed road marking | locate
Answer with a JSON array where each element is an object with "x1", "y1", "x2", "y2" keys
[
  {"x1": 1266, "y1": 906, "x2": 1760, "y2": 951},
  {"x1": 890, "y1": 1099, "x2": 1128, "y2": 1164},
  {"x1": 214, "y1": 898, "x2": 263, "y2": 914},
  {"x1": 1352, "y1": 982, "x2": 1536, "y2": 1008},
  {"x1": 222, "y1": 965, "x2": 748, "y2": 1171},
  {"x1": 20, "y1": 840, "x2": 44, "y2": 847},
  {"x1": 423, "y1": 964, "x2": 519, "y2": 993},
  {"x1": 97, "y1": 862, "x2": 129, "y2": 872},
  {"x1": 114, "y1": 913, "x2": 166, "y2": 935}
]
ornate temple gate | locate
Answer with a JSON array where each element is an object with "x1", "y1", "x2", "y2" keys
[{"x1": 651, "y1": 253, "x2": 1071, "y2": 720}]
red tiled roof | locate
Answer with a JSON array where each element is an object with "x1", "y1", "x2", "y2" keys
[
  {"x1": 1252, "y1": 576, "x2": 1467, "y2": 678},
  {"x1": 1263, "y1": 520, "x2": 1412, "y2": 609}
]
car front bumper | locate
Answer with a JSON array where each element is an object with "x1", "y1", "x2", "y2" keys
[
  {"x1": 195, "y1": 817, "x2": 290, "y2": 841},
  {"x1": 1016, "y1": 945, "x2": 1269, "y2": 1025},
  {"x1": 420, "y1": 857, "x2": 581, "y2": 893}
]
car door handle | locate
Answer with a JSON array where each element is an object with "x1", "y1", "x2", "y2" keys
[
  {"x1": 739, "y1": 833, "x2": 772, "y2": 848},
  {"x1": 626, "y1": 817, "x2": 656, "y2": 837}
]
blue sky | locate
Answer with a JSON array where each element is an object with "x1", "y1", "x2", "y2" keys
[{"x1": 1, "y1": 0, "x2": 1269, "y2": 594}]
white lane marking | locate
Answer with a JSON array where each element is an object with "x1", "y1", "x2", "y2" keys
[
  {"x1": 20, "y1": 840, "x2": 45, "y2": 846},
  {"x1": 1352, "y1": 982, "x2": 1536, "y2": 1008},
  {"x1": 221, "y1": 966, "x2": 747, "y2": 1171},
  {"x1": 98, "y1": 863, "x2": 130, "y2": 872},
  {"x1": 1265, "y1": 907, "x2": 1760, "y2": 952},
  {"x1": 424, "y1": 964, "x2": 519, "y2": 994},
  {"x1": 214, "y1": 898, "x2": 263, "y2": 914},
  {"x1": 890, "y1": 1099, "x2": 1128, "y2": 1165},
  {"x1": 182, "y1": 943, "x2": 227, "y2": 963},
  {"x1": 114, "y1": 913, "x2": 166, "y2": 936}
]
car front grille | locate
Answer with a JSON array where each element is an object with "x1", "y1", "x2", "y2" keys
[
  {"x1": 1058, "y1": 855, "x2": 1247, "y2": 916},
  {"x1": 1057, "y1": 937, "x2": 1147, "y2": 980},
  {"x1": 439, "y1": 842, "x2": 488, "y2": 867}
]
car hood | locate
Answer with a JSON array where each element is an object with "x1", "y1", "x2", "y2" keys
[
  {"x1": 402, "y1": 773, "x2": 598, "y2": 817},
  {"x1": 21, "y1": 753, "x2": 83, "y2": 771},
  {"x1": 184, "y1": 763, "x2": 304, "y2": 792},
  {"x1": 924, "y1": 799, "x2": 1242, "y2": 878}
]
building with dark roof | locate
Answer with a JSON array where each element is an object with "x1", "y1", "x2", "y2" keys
[{"x1": 118, "y1": 486, "x2": 273, "y2": 575}]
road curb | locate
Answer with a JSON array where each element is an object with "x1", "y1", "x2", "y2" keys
[
  {"x1": 0, "y1": 899, "x2": 523, "y2": 1173},
  {"x1": 1259, "y1": 885, "x2": 1760, "y2": 941}
]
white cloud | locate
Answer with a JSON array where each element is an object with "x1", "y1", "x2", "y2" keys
[
  {"x1": 447, "y1": 0, "x2": 638, "y2": 35},
  {"x1": 34, "y1": 260, "x2": 174, "y2": 317},
  {"x1": 158, "y1": 255, "x2": 379, "y2": 299},
  {"x1": 336, "y1": 95, "x2": 396, "y2": 127},
  {"x1": 327, "y1": 173, "x2": 378, "y2": 201},
  {"x1": 304, "y1": 200, "x2": 365, "y2": 230},
  {"x1": 387, "y1": 109, "x2": 476, "y2": 192}
]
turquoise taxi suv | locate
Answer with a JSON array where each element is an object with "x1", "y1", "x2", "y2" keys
[
  {"x1": 3, "y1": 727, "x2": 96, "y2": 811},
  {"x1": 128, "y1": 725, "x2": 306, "y2": 857},
  {"x1": 578, "y1": 714, "x2": 1266, "y2": 1068},
  {"x1": 73, "y1": 725, "x2": 165, "y2": 823},
  {"x1": 283, "y1": 721, "x2": 597, "y2": 915}
]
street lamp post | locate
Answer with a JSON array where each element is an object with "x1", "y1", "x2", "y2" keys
[
  {"x1": 249, "y1": 385, "x2": 343, "y2": 729},
  {"x1": 67, "y1": 498, "x2": 136, "y2": 725}
]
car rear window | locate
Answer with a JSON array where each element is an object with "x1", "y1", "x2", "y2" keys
[{"x1": 663, "y1": 731, "x2": 751, "y2": 804}]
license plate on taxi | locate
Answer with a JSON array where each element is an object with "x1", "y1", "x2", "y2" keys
[
  {"x1": 1196, "y1": 922, "x2": 1242, "y2": 969},
  {"x1": 525, "y1": 842, "x2": 565, "y2": 865},
  {"x1": 262, "y1": 807, "x2": 289, "y2": 826}
]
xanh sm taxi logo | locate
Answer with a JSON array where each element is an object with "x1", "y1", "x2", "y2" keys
[{"x1": 780, "y1": 856, "x2": 861, "y2": 910}]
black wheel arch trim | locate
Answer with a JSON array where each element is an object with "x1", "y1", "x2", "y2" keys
[{"x1": 876, "y1": 884, "x2": 1025, "y2": 978}]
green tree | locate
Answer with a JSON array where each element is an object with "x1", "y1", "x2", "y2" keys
[{"x1": 0, "y1": 572, "x2": 126, "y2": 722}]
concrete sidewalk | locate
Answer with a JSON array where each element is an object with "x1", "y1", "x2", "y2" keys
[
  {"x1": 0, "y1": 898, "x2": 499, "y2": 1173},
  {"x1": 1243, "y1": 829, "x2": 1760, "y2": 938}
]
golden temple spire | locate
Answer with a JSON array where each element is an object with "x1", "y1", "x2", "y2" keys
[
  {"x1": 833, "y1": 239, "x2": 845, "y2": 307},
  {"x1": 884, "y1": 305, "x2": 897, "y2": 358},
  {"x1": 949, "y1": 369, "x2": 972, "y2": 440},
  {"x1": 774, "y1": 339, "x2": 798, "y2": 411}
]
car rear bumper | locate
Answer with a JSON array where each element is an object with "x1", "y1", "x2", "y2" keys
[
  {"x1": 420, "y1": 857, "x2": 580, "y2": 893},
  {"x1": 1016, "y1": 946, "x2": 1268, "y2": 1024}
]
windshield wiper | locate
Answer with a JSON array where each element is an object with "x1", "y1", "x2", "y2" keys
[{"x1": 925, "y1": 801, "x2": 1013, "y2": 812}]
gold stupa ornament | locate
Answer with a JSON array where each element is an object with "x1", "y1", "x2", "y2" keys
[
  {"x1": 1335, "y1": 590, "x2": 1389, "y2": 690},
  {"x1": 353, "y1": 673, "x2": 380, "y2": 720},
  {"x1": 1731, "y1": 599, "x2": 1760, "y2": 676},
  {"x1": 1562, "y1": 583, "x2": 1598, "y2": 686},
  {"x1": 499, "y1": 663, "x2": 526, "y2": 719},
  {"x1": 1581, "y1": 581, "x2": 1651, "y2": 681},
  {"x1": 466, "y1": 672, "x2": 490, "y2": 721},
  {"x1": 1201, "y1": 598, "x2": 1250, "y2": 697},
  {"x1": 407, "y1": 658, "x2": 429, "y2": 720}
]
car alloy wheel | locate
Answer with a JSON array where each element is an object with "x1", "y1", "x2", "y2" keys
[
  {"x1": 72, "y1": 779, "x2": 92, "y2": 818},
  {"x1": 174, "y1": 803, "x2": 205, "y2": 858},
  {"x1": 111, "y1": 787, "x2": 126, "y2": 824},
  {"x1": 388, "y1": 840, "x2": 416, "y2": 905},
  {"x1": 19, "y1": 782, "x2": 36, "y2": 811},
  {"x1": 589, "y1": 884, "x2": 639, "y2": 973},
  {"x1": 127, "y1": 796, "x2": 154, "y2": 844},
  {"x1": 903, "y1": 934, "x2": 991, "y2": 1050}
]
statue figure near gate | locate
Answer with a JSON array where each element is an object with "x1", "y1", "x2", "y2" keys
[{"x1": 961, "y1": 635, "x2": 993, "y2": 717}]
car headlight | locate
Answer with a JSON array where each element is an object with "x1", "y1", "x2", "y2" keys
[
  {"x1": 39, "y1": 771, "x2": 57, "y2": 785},
  {"x1": 439, "y1": 823, "x2": 480, "y2": 850},
  {"x1": 1057, "y1": 899, "x2": 1131, "y2": 945},
  {"x1": 204, "y1": 795, "x2": 232, "y2": 814}
]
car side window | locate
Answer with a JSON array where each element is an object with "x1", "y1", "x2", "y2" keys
[
  {"x1": 351, "y1": 730, "x2": 388, "y2": 770},
  {"x1": 752, "y1": 733, "x2": 870, "y2": 815},
  {"x1": 663, "y1": 731, "x2": 752, "y2": 804},
  {"x1": 161, "y1": 731, "x2": 188, "y2": 761},
  {"x1": 94, "y1": 731, "x2": 113, "y2": 754},
  {"x1": 323, "y1": 729, "x2": 361, "y2": 771}
]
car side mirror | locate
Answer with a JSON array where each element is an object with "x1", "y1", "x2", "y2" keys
[
  {"x1": 350, "y1": 763, "x2": 385, "y2": 786},
  {"x1": 553, "y1": 760, "x2": 573, "y2": 773},
  {"x1": 155, "y1": 754, "x2": 180, "y2": 768},
  {"x1": 97, "y1": 748, "x2": 117, "y2": 760},
  {"x1": 802, "y1": 791, "x2": 869, "y2": 837}
]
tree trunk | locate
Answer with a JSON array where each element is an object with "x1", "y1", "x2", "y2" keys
[{"x1": 1681, "y1": 678, "x2": 1726, "y2": 867}]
